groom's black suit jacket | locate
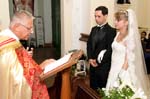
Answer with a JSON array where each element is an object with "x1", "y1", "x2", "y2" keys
[{"x1": 87, "y1": 23, "x2": 116, "y2": 89}]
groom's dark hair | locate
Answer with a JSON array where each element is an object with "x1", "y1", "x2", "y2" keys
[{"x1": 95, "y1": 6, "x2": 108, "y2": 15}]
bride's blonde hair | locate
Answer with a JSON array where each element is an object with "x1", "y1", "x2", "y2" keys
[{"x1": 115, "y1": 10, "x2": 128, "y2": 21}]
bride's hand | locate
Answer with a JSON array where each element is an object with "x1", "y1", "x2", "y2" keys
[{"x1": 119, "y1": 69, "x2": 128, "y2": 81}]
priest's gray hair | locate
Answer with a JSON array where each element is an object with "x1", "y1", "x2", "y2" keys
[{"x1": 10, "y1": 10, "x2": 34, "y2": 26}]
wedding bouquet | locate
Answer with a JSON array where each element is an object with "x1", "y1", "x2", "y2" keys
[{"x1": 98, "y1": 77, "x2": 147, "y2": 99}]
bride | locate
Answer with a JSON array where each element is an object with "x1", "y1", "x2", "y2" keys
[{"x1": 105, "y1": 9, "x2": 150, "y2": 97}]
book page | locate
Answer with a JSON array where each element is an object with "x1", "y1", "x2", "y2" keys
[{"x1": 43, "y1": 53, "x2": 72, "y2": 74}]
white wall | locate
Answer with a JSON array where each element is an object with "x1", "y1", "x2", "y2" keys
[
  {"x1": 60, "y1": 0, "x2": 116, "y2": 55},
  {"x1": 147, "y1": 0, "x2": 150, "y2": 29},
  {"x1": 0, "y1": 0, "x2": 10, "y2": 30},
  {"x1": 61, "y1": 0, "x2": 91, "y2": 55},
  {"x1": 79, "y1": 0, "x2": 90, "y2": 54},
  {"x1": 71, "y1": 0, "x2": 90, "y2": 53},
  {"x1": 136, "y1": 0, "x2": 148, "y2": 28},
  {"x1": 61, "y1": 0, "x2": 73, "y2": 55},
  {"x1": 122, "y1": 0, "x2": 149, "y2": 29},
  {"x1": 90, "y1": 0, "x2": 115, "y2": 27}
]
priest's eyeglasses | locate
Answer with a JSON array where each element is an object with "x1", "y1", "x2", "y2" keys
[{"x1": 20, "y1": 23, "x2": 33, "y2": 31}]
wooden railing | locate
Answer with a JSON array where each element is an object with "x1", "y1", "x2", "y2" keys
[{"x1": 79, "y1": 33, "x2": 89, "y2": 42}]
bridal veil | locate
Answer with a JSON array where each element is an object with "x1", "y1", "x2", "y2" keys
[{"x1": 126, "y1": 9, "x2": 150, "y2": 97}]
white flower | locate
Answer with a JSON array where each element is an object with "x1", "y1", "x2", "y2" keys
[
  {"x1": 99, "y1": 77, "x2": 147, "y2": 99},
  {"x1": 119, "y1": 81, "x2": 136, "y2": 92}
]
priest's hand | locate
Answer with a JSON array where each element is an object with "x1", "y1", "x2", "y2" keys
[{"x1": 26, "y1": 47, "x2": 34, "y2": 57}]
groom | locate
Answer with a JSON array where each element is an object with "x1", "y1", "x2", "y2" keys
[{"x1": 87, "y1": 6, "x2": 116, "y2": 91}]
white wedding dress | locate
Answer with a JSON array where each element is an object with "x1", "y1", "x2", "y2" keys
[{"x1": 106, "y1": 33, "x2": 131, "y2": 89}]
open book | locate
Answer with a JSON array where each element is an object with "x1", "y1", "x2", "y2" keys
[
  {"x1": 43, "y1": 52, "x2": 72, "y2": 74},
  {"x1": 39, "y1": 50, "x2": 83, "y2": 81}
]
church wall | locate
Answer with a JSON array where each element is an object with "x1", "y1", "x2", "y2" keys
[
  {"x1": 89, "y1": 0, "x2": 115, "y2": 28},
  {"x1": 61, "y1": 0, "x2": 73, "y2": 55},
  {"x1": 61, "y1": 0, "x2": 116, "y2": 55},
  {"x1": 1, "y1": 0, "x2": 149, "y2": 55},
  {"x1": 61, "y1": 0, "x2": 150, "y2": 56},
  {"x1": 71, "y1": 0, "x2": 90, "y2": 54},
  {"x1": 136, "y1": 0, "x2": 148, "y2": 28},
  {"x1": 147, "y1": 0, "x2": 150, "y2": 29},
  {"x1": 0, "y1": 0, "x2": 10, "y2": 30}
]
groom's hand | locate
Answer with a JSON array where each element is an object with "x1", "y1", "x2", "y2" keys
[{"x1": 89, "y1": 59, "x2": 98, "y2": 67}]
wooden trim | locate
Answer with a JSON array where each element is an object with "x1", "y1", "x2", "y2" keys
[
  {"x1": 75, "y1": 83, "x2": 101, "y2": 99},
  {"x1": 44, "y1": 43, "x2": 53, "y2": 47},
  {"x1": 79, "y1": 33, "x2": 89, "y2": 42}
]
